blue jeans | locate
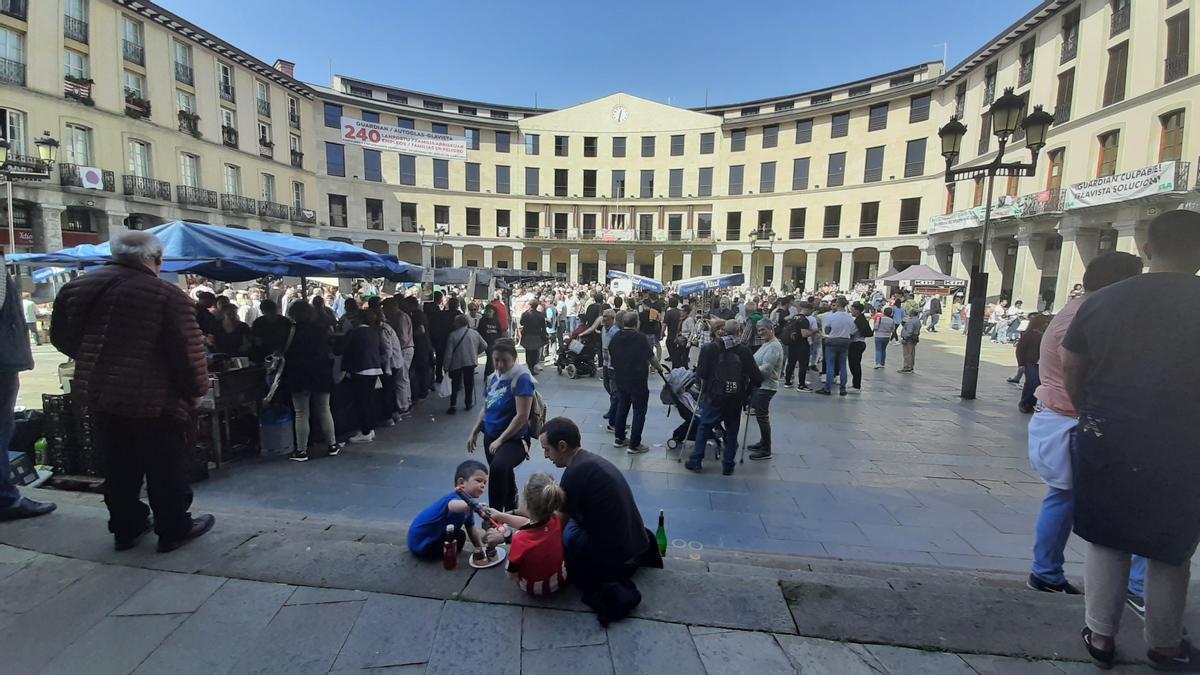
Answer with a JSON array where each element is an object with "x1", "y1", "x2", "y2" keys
[
  {"x1": 1032, "y1": 486, "x2": 1074, "y2": 585},
  {"x1": 993, "y1": 322, "x2": 1009, "y2": 343},
  {"x1": 823, "y1": 343, "x2": 849, "y2": 391},
  {"x1": 0, "y1": 372, "x2": 20, "y2": 509},
  {"x1": 688, "y1": 399, "x2": 742, "y2": 469},
  {"x1": 604, "y1": 369, "x2": 618, "y2": 421},
  {"x1": 566, "y1": 316, "x2": 579, "y2": 336},
  {"x1": 874, "y1": 337, "x2": 890, "y2": 366},
  {"x1": 928, "y1": 313, "x2": 940, "y2": 331},
  {"x1": 1020, "y1": 363, "x2": 1040, "y2": 409},
  {"x1": 1129, "y1": 555, "x2": 1147, "y2": 597},
  {"x1": 950, "y1": 313, "x2": 961, "y2": 330},
  {"x1": 563, "y1": 518, "x2": 587, "y2": 562},
  {"x1": 613, "y1": 383, "x2": 648, "y2": 447}
]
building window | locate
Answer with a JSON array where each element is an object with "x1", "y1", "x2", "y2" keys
[
  {"x1": 611, "y1": 170, "x2": 625, "y2": 198},
  {"x1": 859, "y1": 201, "x2": 880, "y2": 237},
  {"x1": 1062, "y1": 8, "x2": 1080, "y2": 63},
  {"x1": 127, "y1": 139, "x2": 151, "y2": 178},
  {"x1": 328, "y1": 194, "x2": 347, "y2": 227},
  {"x1": 972, "y1": 176, "x2": 985, "y2": 207},
  {"x1": 360, "y1": 110, "x2": 379, "y2": 124},
  {"x1": 555, "y1": 213, "x2": 571, "y2": 239},
  {"x1": 397, "y1": 118, "x2": 415, "y2": 129},
  {"x1": 64, "y1": 49, "x2": 88, "y2": 79},
  {"x1": 1103, "y1": 42, "x2": 1128, "y2": 106},
  {"x1": 466, "y1": 207, "x2": 481, "y2": 236},
  {"x1": 364, "y1": 149, "x2": 382, "y2": 182},
  {"x1": 954, "y1": 82, "x2": 966, "y2": 119},
  {"x1": 788, "y1": 208, "x2": 806, "y2": 239},
  {"x1": 898, "y1": 198, "x2": 921, "y2": 235},
  {"x1": 323, "y1": 103, "x2": 341, "y2": 128},
  {"x1": 670, "y1": 168, "x2": 683, "y2": 198},
  {"x1": 983, "y1": 62, "x2": 998, "y2": 104},
  {"x1": 699, "y1": 132, "x2": 714, "y2": 154},
  {"x1": 795, "y1": 119, "x2": 813, "y2": 144},
  {"x1": 64, "y1": 123, "x2": 92, "y2": 165},
  {"x1": 584, "y1": 136, "x2": 598, "y2": 157},
  {"x1": 0, "y1": 29, "x2": 24, "y2": 86},
  {"x1": 904, "y1": 138, "x2": 926, "y2": 177},
  {"x1": 728, "y1": 165, "x2": 744, "y2": 195},
  {"x1": 762, "y1": 125, "x2": 778, "y2": 149},
  {"x1": 123, "y1": 70, "x2": 145, "y2": 99},
  {"x1": 909, "y1": 93, "x2": 931, "y2": 123},
  {"x1": 525, "y1": 167, "x2": 539, "y2": 195},
  {"x1": 811, "y1": 93, "x2": 832, "y2": 105},
  {"x1": 792, "y1": 157, "x2": 810, "y2": 191},
  {"x1": 583, "y1": 169, "x2": 597, "y2": 197},
  {"x1": 122, "y1": 16, "x2": 143, "y2": 63},
  {"x1": 864, "y1": 146, "x2": 884, "y2": 183},
  {"x1": 1055, "y1": 69, "x2": 1074, "y2": 125},
  {"x1": 292, "y1": 182, "x2": 305, "y2": 209},
  {"x1": 496, "y1": 165, "x2": 510, "y2": 194},
  {"x1": 890, "y1": 74, "x2": 914, "y2": 87},
  {"x1": 612, "y1": 137, "x2": 626, "y2": 158},
  {"x1": 1018, "y1": 39, "x2": 1035, "y2": 86},
  {"x1": 288, "y1": 96, "x2": 299, "y2": 128},
  {"x1": 670, "y1": 134, "x2": 685, "y2": 156},
  {"x1": 638, "y1": 213, "x2": 654, "y2": 241},
  {"x1": 827, "y1": 152, "x2": 846, "y2": 187},
  {"x1": 555, "y1": 135, "x2": 569, "y2": 157},
  {"x1": 640, "y1": 169, "x2": 654, "y2": 198},
  {"x1": 697, "y1": 213, "x2": 712, "y2": 239},
  {"x1": 179, "y1": 153, "x2": 199, "y2": 188},
  {"x1": 495, "y1": 131, "x2": 510, "y2": 153},
  {"x1": 433, "y1": 159, "x2": 449, "y2": 189},
  {"x1": 348, "y1": 85, "x2": 372, "y2": 98},
  {"x1": 848, "y1": 84, "x2": 871, "y2": 97},
  {"x1": 432, "y1": 123, "x2": 448, "y2": 135},
  {"x1": 261, "y1": 174, "x2": 276, "y2": 203},
  {"x1": 466, "y1": 162, "x2": 481, "y2": 192},
  {"x1": 525, "y1": 212, "x2": 540, "y2": 239},
  {"x1": 423, "y1": 100, "x2": 443, "y2": 111},
  {"x1": 434, "y1": 206, "x2": 450, "y2": 232},
  {"x1": 524, "y1": 133, "x2": 539, "y2": 155},
  {"x1": 366, "y1": 198, "x2": 384, "y2": 230},
  {"x1": 495, "y1": 209, "x2": 509, "y2": 236},
  {"x1": 759, "y1": 161, "x2": 775, "y2": 193},
  {"x1": 1160, "y1": 110, "x2": 1185, "y2": 162},
  {"x1": 1046, "y1": 148, "x2": 1065, "y2": 191},
  {"x1": 822, "y1": 205, "x2": 841, "y2": 239},
  {"x1": 177, "y1": 90, "x2": 196, "y2": 115},
  {"x1": 698, "y1": 167, "x2": 713, "y2": 197},
  {"x1": 217, "y1": 62, "x2": 234, "y2": 101},
  {"x1": 554, "y1": 168, "x2": 568, "y2": 197},
  {"x1": 1097, "y1": 131, "x2": 1120, "y2": 177},
  {"x1": 726, "y1": 212, "x2": 741, "y2": 241},
  {"x1": 401, "y1": 202, "x2": 418, "y2": 232},
  {"x1": 978, "y1": 112, "x2": 992, "y2": 155},
  {"x1": 223, "y1": 164, "x2": 241, "y2": 196},
  {"x1": 1166, "y1": 12, "x2": 1190, "y2": 83},
  {"x1": 831, "y1": 113, "x2": 849, "y2": 138},
  {"x1": 756, "y1": 210, "x2": 773, "y2": 236},
  {"x1": 641, "y1": 135, "x2": 655, "y2": 157},
  {"x1": 775, "y1": 100, "x2": 795, "y2": 111},
  {"x1": 731, "y1": 129, "x2": 746, "y2": 152},
  {"x1": 399, "y1": 154, "x2": 416, "y2": 185},
  {"x1": 458, "y1": 105, "x2": 476, "y2": 116},
  {"x1": 868, "y1": 104, "x2": 888, "y2": 131},
  {"x1": 1005, "y1": 174, "x2": 1020, "y2": 197}
]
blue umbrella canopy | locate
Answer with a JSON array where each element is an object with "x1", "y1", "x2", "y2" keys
[
  {"x1": 675, "y1": 273, "x2": 745, "y2": 297},
  {"x1": 8, "y1": 221, "x2": 422, "y2": 282},
  {"x1": 606, "y1": 269, "x2": 664, "y2": 293}
]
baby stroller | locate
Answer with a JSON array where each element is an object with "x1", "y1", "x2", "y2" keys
[
  {"x1": 659, "y1": 368, "x2": 723, "y2": 460},
  {"x1": 556, "y1": 325, "x2": 598, "y2": 379}
]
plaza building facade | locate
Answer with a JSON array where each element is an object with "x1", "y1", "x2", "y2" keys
[
  {"x1": 1, "y1": 0, "x2": 1197, "y2": 307},
  {"x1": 0, "y1": 0, "x2": 320, "y2": 255}
]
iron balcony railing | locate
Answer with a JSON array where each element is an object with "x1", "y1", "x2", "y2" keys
[
  {"x1": 122, "y1": 175, "x2": 171, "y2": 201},
  {"x1": 0, "y1": 57, "x2": 25, "y2": 86},
  {"x1": 290, "y1": 150, "x2": 303, "y2": 168},
  {"x1": 1018, "y1": 59, "x2": 1033, "y2": 86},
  {"x1": 288, "y1": 110, "x2": 301, "y2": 129},
  {"x1": 177, "y1": 185, "x2": 217, "y2": 208},
  {"x1": 4, "y1": 153, "x2": 50, "y2": 175},
  {"x1": 221, "y1": 126, "x2": 238, "y2": 148},
  {"x1": 258, "y1": 140, "x2": 274, "y2": 158},
  {"x1": 1061, "y1": 33, "x2": 1078, "y2": 64},
  {"x1": 1054, "y1": 101, "x2": 1072, "y2": 126},
  {"x1": 0, "y1": 0, "x2": 26, "y2": 20},
  {"x1": 219, "y1": 82, "x2": 235, "y2": 103},
  {"x1": 289, "y1": 206, "x2": 316, "y2": 224},
  {"x1": 1165, "y1": 54, "x2": 1189, "y2": 84},
  {"x1": 1173, "y1": 159, "x2": 1192, "y2": 191},
  {"x1": 60, "y1": 164, "x2": 115, "y2": 191},
  {"x1": 220, "y1": 193, "x2": 257, "y2": 215},
  {"x1": 258, "y1": 200, "x2": 289, "y2": 219},
  {"x1": 1110, "y1": 5, "x2": 1130, "y2": 36},
  {"x1": 174, "y1": 62, "x2": 193, "y2": 85},
  {"x1": 256, "y1": 99, "x2": 271, "y2": 117},
  {"x1": 122, "y1": 39, "x2": 144, "y2": 66},
  {"x1": 64, "y1": 15, "x2": 88, "y2": 43}
]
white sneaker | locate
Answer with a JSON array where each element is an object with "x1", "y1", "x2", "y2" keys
[{"x1": 348, "y1": 431, "x2": 375, "y2": 444}]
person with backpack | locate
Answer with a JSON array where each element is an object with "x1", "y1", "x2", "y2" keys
[
  {"x1": 848, "y1": 302, "x2": 873, "y2": 391},
  {"x1": 783, "y1": 303, "x2": 816, "y2": 390},
  {"x1": 685, "y1": 318, "x2": 763, "y2": 476},
  {"x1": 468, "y1": 338, "x2": 539, "y2": 512}
]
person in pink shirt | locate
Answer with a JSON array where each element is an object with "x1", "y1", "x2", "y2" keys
[{"x1": 1026, "y1": 251, "x2": 1143, "y2": 595}]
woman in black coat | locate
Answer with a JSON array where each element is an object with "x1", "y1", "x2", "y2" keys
[
  {"x1": 477, "y1": 303, "x2": 503, "y2": 381},
  {"x1": 340, "y1": 307, "x2": 388, "y2": 444},
  {"x1": 403, "y1": 296, "x2": 434, "y2": 401},
  {"x1": 284, "y1": 300, "x2": 337, "y2": 461}
]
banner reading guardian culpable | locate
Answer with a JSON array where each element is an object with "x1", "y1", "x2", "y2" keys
[
  {"x1": 1064, "y1": 161, "x2": 1180, "y2": 210},
  {"x1": 339, "y1": 117, "x2": 468, "y2": 160}
]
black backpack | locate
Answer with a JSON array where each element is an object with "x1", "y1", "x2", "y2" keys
[{"x1": 714, "y1": 346, "x2": 746, "y2": 401}]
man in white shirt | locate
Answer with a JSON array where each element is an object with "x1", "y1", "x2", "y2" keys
[
  {"x1": 564, "y1": 293, "x2": 580, "y2": 334},
  {"x1": 817, "y1": 297, "x2": 856, "y2": 396}
]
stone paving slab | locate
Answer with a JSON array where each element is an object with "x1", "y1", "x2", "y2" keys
[
  {"x1": 606, "y1": 617, "x2": 705, "y2": 675},
  {"x1": 332, "y1": 593, "x2": 445, "y2": 670},
  {"x1": 692, "y1": 629, "x2": 796, "y2": 674},
  {"x1": 522, "y1": 607, "x2": 608, "y2": 650},
  {"x1": 110, "y1": 570, "x2": 226, "y2": 615},
  {"x1": 631, "y1": 567, "x2": 796, "y2": 633},
  {"x1": 426, "y1": 600, "x2": 522, "y2": 675},
  {"x1": 41, "y1": 613, "x2": 189, "y2": 675},
  {"x1": 774, "y1": 634, "x2": 887, "y2": 674},
  {"x1": 522, "y1": 644, "x2": 614, "y2": 675},
  {"x1": 229, "y1": 599, "x2": 365, "y2": 674}
]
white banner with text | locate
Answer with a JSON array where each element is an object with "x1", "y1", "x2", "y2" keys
[
  {"x1": 1064, "y1": 161, "x2": 1180, "y2": 210},
  {"x1": 340, "y1": 117, "x2": 468, "y2": 161}
]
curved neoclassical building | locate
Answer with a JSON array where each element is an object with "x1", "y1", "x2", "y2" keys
[{"x1": 1, "y1": 0, "x2": 1196, "y2": 308}]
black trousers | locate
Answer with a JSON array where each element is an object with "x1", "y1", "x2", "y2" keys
[
  {"x1": 524, "y1": 346, "x2": 541, "y2": 371},
  {"x1": 784, "y1": 341, "x2": 809, "y2": 386},
  {"x1": 97, "y1": 413, "x2": 194, "y2": 541},
  {"x1": 379, "y1": 372, "x2": 397, "y2": 420},
  {"x1": 667, "y1": 340, "x2": 689, "y2": 370},
  {"x1": 848, "y1": 341, "x2": 866, "y2": 388},
  {"x1": 449, "y1": 366, "x2": 476, "y2": 408},
  {"x1": 483, "y1": 433, "x2": 527, "y2": 512},
  {"x1": 350, "y1": 374, "x2": 377, "y2": 435}
]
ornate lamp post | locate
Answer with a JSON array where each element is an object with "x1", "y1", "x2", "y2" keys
[
  {"x1": 938, "y1": 88, "x2": 1054, "y2": 399},
  {"x1": 1, "y1": 131, "x2": 59, "y2": 260}
]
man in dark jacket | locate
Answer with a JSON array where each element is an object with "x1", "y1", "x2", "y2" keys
[
  {"x1": 685, "y1": 318, "x2": 763, "y2": 476},
  {"x1": 249, "y1": 299, "x2": 292, "y2": 362},
  {"x1": 51, "y1": 231, "x2": 214, "y2": 552},
  {"x1": 609, "y1": 311, "x2": 663, "y2": 455},
  {"x1": 0, "y1": 254, "x2": 56, "y2": 521}
]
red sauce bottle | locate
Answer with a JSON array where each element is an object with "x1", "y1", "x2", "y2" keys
[{"x1": 442, "y1": 525, "x2": 457, "y2": 570}]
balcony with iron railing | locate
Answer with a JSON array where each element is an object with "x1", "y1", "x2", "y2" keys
[
  {"x1": 1054, "y1": 101, "x2": 1072, "y2": 125},
  {"x1": 219, "y1": 82, "x2": 235, "y2": 103},
  {"x1": 220, "y1": 193, "x2": 257, "y2": 215},
  {"x1": 125, "y1": 92, "x2": 151, "y2": 120},
  {"x1": 174, "y1": 61, "x2": 193, "y2": 85},
  {"x1": 258, "y1": 200, "x2": 289, "y2": 219},
  {"x1": 258, "y1": 139, "x2": 274, "y2": 158},
  {"x1": 0, "y1": 57, "x2": 25, "y2": 86},
  {"x1": 3, "y1": 153, "x2": 50, "y2": 176},
  {"x1": 1110, "y1": 5, "x2": 1130, "y2": 36},
  {"x1": 176, "y1": 185, "x2": 217, "y2": 209},
  {"x1": 1018, "y1": 59, "x2": 1033, "y2": 86},
  {"x1": 64, "y1": 15, "x2": 87, "y2": 43},
  {"x1": 1061, "y1": 32, "x2": 1078, "y2": 64},
  {"x1": 221, "y1": 126, "x2": 238, "y2": 148},
  {"x1": 288, "y1": 110, "x2": 301, "y2": 129},
  {"x1": 256, "y1": 99, "x2": 271, "y2": 117},
  {"x1": 122, "y1": 39, "x2": 144, "y2": 66},
  {"x1": 60, "y1": 164, "x2": 114, "y2": 191},
  {"x1": 177, "y1": 110, "x2": 200, "y2": 137},
  {"x1": 0, "y1": 0, "x2": 26, "y2": 20},
  {"x1": 122, "y1": 175, "x2": 171, "y2": 201},
  {"x1": 1022, "y1": 189, "x2": 1065, "y2": 217},
  {"x1": 290, "y1": 150, "x2": 303, "y2": 169},
  {"x1": 290, "y1": 206, "x2": 316, "y2": 224},
  {"x1": 63, "y1": 76, "x2": 92, "y2": 103},
  {"x1": 1165, "y1": 54, "x2": 1189, "y2": 84}
]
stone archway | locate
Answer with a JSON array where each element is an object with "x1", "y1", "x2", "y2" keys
[
  {"x1": 363, "y1": 239, "x2": 390, "y2": 254},
  {"x1": 397, "y1": 241, "x2": 423, "y2": 264}
]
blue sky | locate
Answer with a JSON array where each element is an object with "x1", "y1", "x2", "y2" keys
[{"x1": 160, "y1": 0, "x2": 1039, "y2": 109}]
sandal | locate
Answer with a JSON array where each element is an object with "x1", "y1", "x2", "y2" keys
[{"x1": 1082, "y1": 626, "x2": 1116, "y2": 670}]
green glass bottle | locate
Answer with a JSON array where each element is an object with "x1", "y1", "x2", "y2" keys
[{"x1": 655, "y1": 509, "x2": 668, "y2": 555}]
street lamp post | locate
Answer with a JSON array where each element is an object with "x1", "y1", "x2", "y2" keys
[
  {"x1": 938, "y1": 88, "x2": 1054, "y2": 400},
  {"x1": 1, "y1": 132, "x2": 61, "y2": 258}
]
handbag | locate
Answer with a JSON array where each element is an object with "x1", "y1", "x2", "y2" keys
[{"x1": 263, "y1": 325, "x2": 296, "y2": 404}]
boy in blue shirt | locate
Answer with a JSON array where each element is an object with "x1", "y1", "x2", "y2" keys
[{"x1": 407, "y1": 460, "x2": 489, "y2": 562}]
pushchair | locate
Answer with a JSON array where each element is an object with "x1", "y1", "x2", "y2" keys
[
  {"x1": 556, "y1": 325, "x2": 598, "y2": 379},
  {"x1": 658, "y1": 367, "x2": 725, "y2": 461}
]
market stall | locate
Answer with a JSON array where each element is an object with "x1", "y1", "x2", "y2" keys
[{"x1": 876, "y1": 264, "x2": 966, "y2": 295}]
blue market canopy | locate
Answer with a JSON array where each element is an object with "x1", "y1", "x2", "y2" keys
[
  {"x1": 606, "y1": 270, "x2": 664, "y2": 293},
  {"x1": 675, "y1": 273, "x2": 745, "y2": 297},
  {"x1": 8, "y1": 221, "x2": 422, "y2": 282}
]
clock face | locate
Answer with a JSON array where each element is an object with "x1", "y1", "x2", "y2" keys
[{"x1": 611, "y1": 105, "x2": 628, "y2": 123}]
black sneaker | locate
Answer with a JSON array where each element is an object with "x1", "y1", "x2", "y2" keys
[
  {"x1": 749, "y1": 449, "x2": 772, "y2": 461},
  {"x1": 613, "y1": 438, "x2": 628, "y2": 448},
  {"x1": 747, "y1": 442, "x2": 763, "y2": 451},
  {"x1": 1128, "y1": 592, "x2": 1147, "y2": 619},
  {"x1": 446, "y1": 406, "x2": 456, "y2": 415},
  {"x1": 797, "y1": 385, "x2": 812, "y2": 392},
  {"x1": 328, "y1": 443, "x2": 343, "y2": 457},
  {"x1": 684, "y1": 460, "x2": 702, "y2": 472},
  {"x1": 157, "y1": 514, "x2": 216, "y2": 553},
  {"x1": 1081, "y1": 626, "x2": 1116, "y2": 670},
  {"x1": 625, "y1": 444, "x2": 650, "y2": 455},
  {"x1": 289, "y1": 449, "x2": 309, "y2": 462},
  {"x1": 722, "y1": 465, "x2": 734, "y2": 476},
  {"x1": 1027, "y1": 573, "x2": 1082, "y2": 595},
  {"x1": 839, "y1": 389, "x2": 848, "y2": 396},
  {"x1": 815, "y1": 388, "x2": 831, "y2": 396},
  {"x1": 606, "y1": 425, "x2": 615, "y2": 432},
  {"x1": 1148, "y1": 638, "x2": 1200, "y2": 671}
]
